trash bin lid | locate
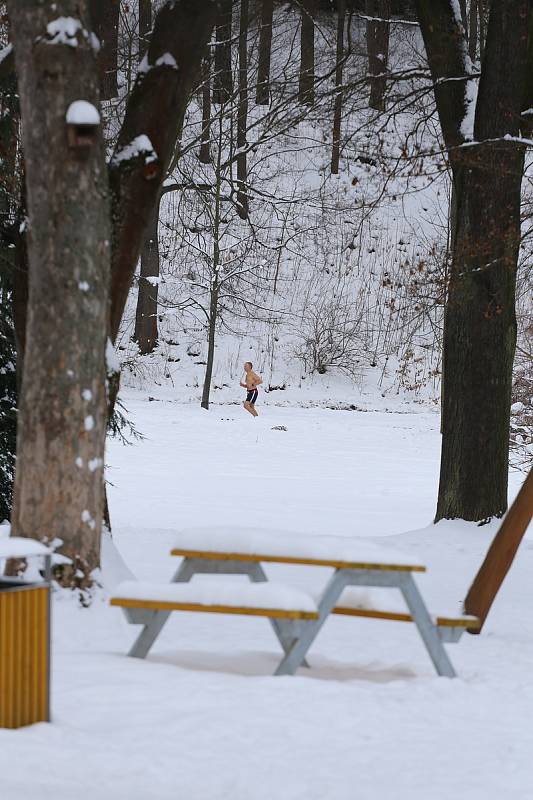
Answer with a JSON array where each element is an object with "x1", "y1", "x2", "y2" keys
[{"x1": 0, "y1": 537, "x2": 52, "y2": 559}]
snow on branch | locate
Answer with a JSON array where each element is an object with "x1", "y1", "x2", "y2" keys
[
  {"x1": 0, "y1": 43, "x2": 12, "y2": 64},
  {"x1": 138, "y1": 52, "x2": 179, "y2": 77},
  {"x1": 111, "y1": 135, "x2": 158, "y2": 166}
]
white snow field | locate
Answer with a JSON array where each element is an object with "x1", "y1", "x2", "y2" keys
[{"x1": 1, "y1": 388, "x2": 532, "y2": 800}]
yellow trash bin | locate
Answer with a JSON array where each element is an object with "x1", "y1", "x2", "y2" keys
[{"x1": 0, "y1": 537, "x2": 52, "y2": 728}]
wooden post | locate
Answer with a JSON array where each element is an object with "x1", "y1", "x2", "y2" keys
[{"x1": 464, "y1": 469, "x2": 533, "y2": 632}]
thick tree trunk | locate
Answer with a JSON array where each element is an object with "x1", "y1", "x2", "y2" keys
[
  {"x1": 237, "y1": 0, "x2": 249, "y2": 219},
  {"x1": 331, "y1": 0, "x2": 345, "y2": 174},
  {"x1": 437, "y1": 145, "x2": 525, "y2": 520},
  {"x1": 8, "y1": 0, "x2": 110, "y2": 584},
  {"x1": 134, "y1": 196, "x2": 160, "y2": 354},
  {"x1": 199, "y1": 54, "x2": 212, "y2": 164},
  {"x1": 91, "y1": 0, "x2": 120, "y2": 100},
  {"x1": 416, "y1": 0, "x2": 531, "y2": 522},
  {"x1": 365, "y1": 0, "x2": 391, "y2": 112},
  {"x1": 256, "y1": 0, "x2": 273, "y2": 104},
  {"x1": 212, "y1": 0, "x2": 233, "y2": 105},
  {"x1": 138, "y1": 0, "x2": 152, "y2": 61},
  {"x1": 299, "y1": 0, "x2": 315, "y2": 105},
  {"x1": 108, "y1": 0, "x2": 216, "y2": 343}
]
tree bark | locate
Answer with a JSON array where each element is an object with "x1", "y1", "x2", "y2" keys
[
  {"x1": 464, "y1": 469, "x2": 533, "y2": 632},
  {"x1": 138, "y1": 0, "x2": 152, "y2": 62},
  {"x1": 8, "y1": 0, "x2": 110, "y2": 584},
  {"x1": 134, "y1": 196, "x2": 160, "y2": 354},
  {"x1": 331, "y1": 0, "x2": 345, "y2": 174},
  {"x1": 366, "y1": 0, "x2": 391, "y2": 112},
  {"x1": 108, "y1": 0, "x2": 216, "y2": 343},
  {"x1": 199, "y1": 53, "x2": 212, "y2": 164},
  {"x1": 237, "y1": 0, "x2": 249, "y2": 219},
  {"x1": 299, "y1": 0, "x2": 316, "y2": 105},
  {"x1": 416, "y1": 0, "x2": 532, "y2": 521},
  {"x1": 212, "y1": 0, "x2": 233, "y2": 105},
  {"x1": 91, "y1": 0, "x2": 120, "y2": 100},
  {"x1": 468, "y1": 0, "x2": 478, "y2": 62},
  {"x1": 256, "y1": 0, "x2": 273, "y2": 104}
]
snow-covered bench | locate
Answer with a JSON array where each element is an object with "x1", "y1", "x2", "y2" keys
[
  {"x1": 111, "y1": 579, "x2": 318, "y2": 668},
  {"x1": 111, "y1": 580, "x2": 318, "y2": 621},
  {"x1": 111, "y1": 527, "x2": 479, "y2": 677}
]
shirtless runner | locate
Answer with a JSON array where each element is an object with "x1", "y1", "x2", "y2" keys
[{"x1": 240, "y1": 361, "x2": 262, "y2": 417}]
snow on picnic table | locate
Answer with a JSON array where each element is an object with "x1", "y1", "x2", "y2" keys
[
  {"x1": 112, "y1": 578, "x2": 318, "y2": 613},
  {"x1": 0, "y1": 390, "x2": 531, "y2": 800},
  {"x1": 173, "y1": 525, "x2": 426, "y2": 568}
]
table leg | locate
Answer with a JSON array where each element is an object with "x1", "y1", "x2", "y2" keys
[{"x1": 399, "y1": 574, "x2": 456, "y2": 678}]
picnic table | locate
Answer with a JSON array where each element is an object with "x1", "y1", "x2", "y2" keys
[{"x1": 111, "y1": 527, "x2": 479, "y2": 678}]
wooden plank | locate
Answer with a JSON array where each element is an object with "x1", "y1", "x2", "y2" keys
[
  {"x1": 464, "y1": 468, "x2": 533, "y2": 633},
  {"x1": 110, "y1": 596, "x2": 319, "y2": 620},
  {"x1": 331, "y1": 605, "x2": 480, "y2": 629},
  {"x1": 169, "y1": 548, "x2": 426, "y2": 572}
]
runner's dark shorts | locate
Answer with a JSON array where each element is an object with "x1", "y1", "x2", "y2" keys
[{"x1": 246, "y1": 389, "x2": 258, "y2": 404}]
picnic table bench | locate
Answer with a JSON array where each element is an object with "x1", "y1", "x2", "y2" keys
[{"x1": 111, "y1": 527, "x2": 479, "y2": 678}]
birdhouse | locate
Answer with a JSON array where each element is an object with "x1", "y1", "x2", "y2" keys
[{"x1": 66, "y1": 100, "x2": 101, "y2": 152}]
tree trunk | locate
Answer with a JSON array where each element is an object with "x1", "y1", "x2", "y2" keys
[
  {"x1": 199, "y1": 54, "x2": 212, "y2": 164},
  {"x1": 366, "y1": 0, "x2": 391, "y2": 112},
  {"x1": 237, "y1": 0, "x2": 249, "y2": 219},
  {"x1": 416, "y1": 0, "x2": 531, "y2": 522},
  {"x1": 91, "y1": 0, "x2": 120, "y2": 100},
  {"x1": 134, "y1": 196, "x2": 160, "y2": 354},
  {"x1": 479, "y1": 0, "x2": 488, "y2": 61},
  {"x1": 8, "y1": 0, "x2": 110, "y2": 584},
  {"x1": 299, "y1": 0, "x2": 315, "y2": 105},
  {"x1": 256, "y1": 0, "x2": 273, "y2": 104},
  {"x1": 212, "y1": 0, "x2": 233, "y2": 104},
  {"x1": 468, "y1": 0, "x2": 478, "y2": 62},
  {"x1": 108, "y1": 0, "x2": 216, "y2": 343},
  {"x1": 331, "y1": 0, "x2": 345, "y2": 174},
  {"x1": 201, "y1": 285, "x2": 218, "y2": 410},
  {"x1": 437, "y1": 145, "x2": 525, "y2": 521},
  {"x1": 138, "y1": 0, "x2": 152, "y2": 61},
  {"x1": 464, "y1": 468, "x2": 533, "y2": 632}
]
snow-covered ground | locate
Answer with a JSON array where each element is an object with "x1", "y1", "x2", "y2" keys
[{"x1": 1, "y1": 388, "x2": 531, "y2": 799}]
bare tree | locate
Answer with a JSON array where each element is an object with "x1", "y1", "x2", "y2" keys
[
  {"x1": 237, "y1": 0, "x2": 249, "y2": 219},
  {"x1": 416, "y1": 0, "x2": 532, "y2": 521},
  {"x1": 331, "y1": 0, "x2": 346, "y2": 174},
  {"x1": 134, "y1": 196, "x2": 161, "y2": 354},
  {"x1": 199, "y1": 53, "x2": 212, "y2": 164},
  {"x1": 138, "y1": 0, "x2": 152, "y2": 61},
  {"x1": 366, "y1": 0, "x2": 391, "y2": 112},
  {"x1": 299, "y1": 0, "x2": 316, "y2": 105},
  {"x1": 91, "y1": 0, "x2": 120, "y2": 100},
  {"x1": 256, "y1": 0, "x2": 273, "y2": 104},
  {"x1": 212, "y1": 0, "x2": 233, "y2": 104},
  {"x1": 4, "y1": 0, "x2": 217, "y2": 580}
]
